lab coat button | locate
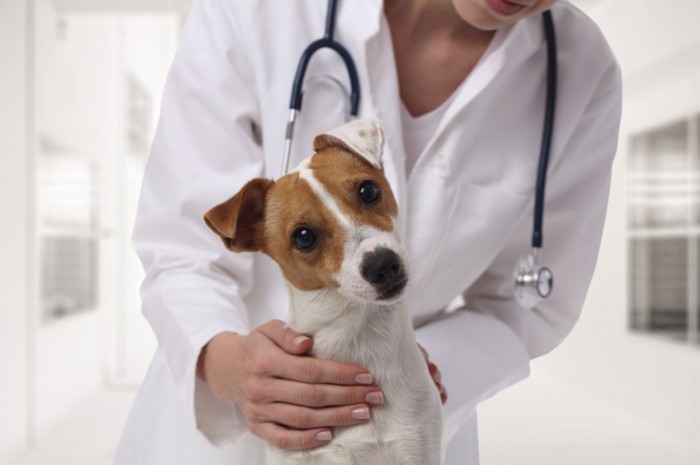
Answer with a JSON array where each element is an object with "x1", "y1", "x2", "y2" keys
[{"x1": 432, "y1": 155, "x2": 450, "y2": 177}]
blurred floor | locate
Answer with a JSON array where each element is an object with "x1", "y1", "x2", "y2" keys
[
  {"x1": 3, "y1": 389, "x2": 136, "y2": 465},
  {"x1": 479, "y1": 368, "x2": 700, "y2": 465},
  {"x1": 4, "y1": 370, "x2": 699, "y2": 465}
]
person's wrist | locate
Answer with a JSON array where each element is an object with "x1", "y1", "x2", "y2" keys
[{"x1": 196, "y1": 331, "x2": 240, "y2": 382}]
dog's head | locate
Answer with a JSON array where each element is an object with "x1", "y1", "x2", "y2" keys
[{"x1": 204, "y1": 119, "x2": 408, "y2": 305}]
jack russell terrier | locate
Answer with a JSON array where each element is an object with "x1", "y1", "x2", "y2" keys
[{"x1": 204, "y1": 119, "x2": 444, "y2": 465}]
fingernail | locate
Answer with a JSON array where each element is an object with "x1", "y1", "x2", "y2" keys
[
  {"x1": 293, "y1": 335, "x2": 311, "y2": 347},
  {"x1": 364, "y1": 391, "x2": 384, "y2": 405},
  {"x1": 355, "y1": 373, "x2": 372, "y2": 384},
  {"x1": 316, "y1": 430, "x2": 332, "y2": 442},
  {"x1": 351, "y1": 407, "x2": 370, "y2": 420}
]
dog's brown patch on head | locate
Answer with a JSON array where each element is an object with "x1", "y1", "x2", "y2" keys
[
  {"x1": 310, "y1": 148, "x2": 398, "y2": 232},
  {"x1": 261, "y1": 172, "x2": 346, "y2": 291}
]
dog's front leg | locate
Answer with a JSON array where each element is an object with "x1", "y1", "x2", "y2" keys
[{"x1": 389, "y1": 421, "x2": 444, "y2": 465}]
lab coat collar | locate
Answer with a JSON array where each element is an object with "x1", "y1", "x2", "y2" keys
[
  {"x1": 343, "y1": 0, "x2": 545, "y2": 238},
  {"x1": 421, "y1": 15, "x2": 547, "y2": 174}
]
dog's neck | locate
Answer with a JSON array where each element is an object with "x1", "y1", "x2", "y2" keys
[{"x1": 286, "y1": 284, "x2": 414, "y2": 371}]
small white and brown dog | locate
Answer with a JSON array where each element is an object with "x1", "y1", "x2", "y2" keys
[{"x1": 204, "y1": 119, "x2": 443, "y2": 465}]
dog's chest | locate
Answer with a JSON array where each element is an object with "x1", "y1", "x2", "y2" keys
[
  {"x1": 284, "y1": 296, "x2": 444, "y2": 465},
  {"x1": 309, "y1": 311, "x2": 400, "y2": 370},
  {"x1": 306, "y1": 309, "x2": 437, "y2": 439}
]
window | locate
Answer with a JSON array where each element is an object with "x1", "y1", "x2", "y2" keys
[
  {"x1": 628, "y1": 117, "x2": 700, "y2": 345},
  {"x1": 37, "y1": 149, "x2": 100, "y2": 322}
]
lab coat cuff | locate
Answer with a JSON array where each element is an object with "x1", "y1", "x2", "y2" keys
[
  {"x1": 414, "y1": 309, "x2": 531, "y2": 442},
  {"x1": 188, "y1": 322, "x2": 252, "y2": 448}
]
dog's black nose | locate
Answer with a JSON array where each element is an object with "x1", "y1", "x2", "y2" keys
[{"x1": 360, "y1": 248, "x2": 407, "y2": 299}]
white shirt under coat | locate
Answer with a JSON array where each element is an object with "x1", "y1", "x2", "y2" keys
[{"x1": 113, "y1": 0, "x2": 622, "y2": 463}]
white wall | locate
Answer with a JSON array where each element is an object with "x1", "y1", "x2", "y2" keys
[
  {"x1": 0, "y1": 0, "x2": 29, "y2": 460},
  {"x1": 29, "y1": 0, "x2": 178, "y2": 436},
  {"x1": 0, "y1": 1, "x2": 179, "y2": 455},
  {"x1": 30, "y1": 0, "x2": 117, "y2": 440},
  {"x1": 535, "y1": 0, "x2": 700, "y2": 442}
]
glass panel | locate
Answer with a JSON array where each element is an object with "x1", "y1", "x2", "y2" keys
[
  {"x1": 628, "y1": 121, "x2": 689, "y2": 229},
  {"x1": 37, "y1": 152, "x2": 99, "y2": 323},
  {"x1": 41, "y1": 236, "x2": 98, "y2": 321},
  {"x1": 630, "y1": 238, "x2": 688, "y2": 342}
]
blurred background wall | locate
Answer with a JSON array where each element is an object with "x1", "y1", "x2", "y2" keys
[
  {"x1": 0, "y1": 0, "x2": 185, "y2": 461},
  {"x1": 1, "y1": 0, "x2": 699, "y2": 464}
]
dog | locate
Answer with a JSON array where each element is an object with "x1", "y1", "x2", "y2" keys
[{"x1": 204, "y1": 119, "x2": 443, "y2": 465}]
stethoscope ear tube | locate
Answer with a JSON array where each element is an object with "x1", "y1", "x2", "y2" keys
[
  {"x1": 532, "y1": 10, "x2": 557, "y2": 250},
  {"x1": 287, "y1": 38, "x2": 360, "y2": 116}
]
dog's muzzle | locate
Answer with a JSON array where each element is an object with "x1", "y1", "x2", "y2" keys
[{"x1": 360, "y1": 247, "x2": 407, "y2": 300}]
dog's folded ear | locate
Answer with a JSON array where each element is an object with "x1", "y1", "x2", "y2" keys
[
  {"x1": 203, "y1": 178, "x2": 273, "y2": 252},
  {"x1": 313, "y1": 118, "x2": 384, "y2": 169}
]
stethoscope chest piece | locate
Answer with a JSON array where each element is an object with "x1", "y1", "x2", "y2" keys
[{"x1": 514, "y1": 250, "x2": 553, "y2": 310}]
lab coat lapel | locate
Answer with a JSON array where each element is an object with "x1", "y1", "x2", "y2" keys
[
  {"x1": 427, "y1": 18, "x2": 542, "y2": 161},
  {"x1": 399, "y1": 19, "x2": 542, "y2": 321}
]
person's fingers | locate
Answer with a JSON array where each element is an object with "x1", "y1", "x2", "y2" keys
[
  {"x1": 255, "y1": 378, "x2": 384, "y2": 407},
  {"x1": 249, "y1": 422, "x2": 332, "y2": 451},
  {"x1": 435, "y1": 380, "x2": 448, "y2": 404},
  {"x1": 257, "y1": 319, "x2": 313, "y2": 355},
  {"x1": 428, "y1": 362, "x2": 442, "y2": 383},
  {"x1": 273, "y1": 353, "x2": 373, "y2": 386},
  {"x1": 254, "y1": 402, "x2": 372, "y2": 429},
  {"x1": 428, "y1": 362, "x2": 437, "y2": 377}
]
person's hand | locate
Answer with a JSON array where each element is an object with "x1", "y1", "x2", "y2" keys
[
  {"x1": 418, "y1": 343, "x2": 448, "y2": 405},
  {"x1": 197, "y1": 320, "x2": 384, "y2": 450}
]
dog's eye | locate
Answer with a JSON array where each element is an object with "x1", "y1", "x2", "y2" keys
[
  {"x1": 359, "y1": 181, "x2": 381, "y2": 204},
  {"x1": 292, "y1": 228, "x2": 317, "y2": 250}
]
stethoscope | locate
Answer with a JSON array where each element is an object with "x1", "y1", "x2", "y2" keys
[{"x1": 282, "y1": 0, "x2": 556, "y2": 310}]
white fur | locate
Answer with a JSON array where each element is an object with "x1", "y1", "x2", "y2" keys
[{"x1": 298, "y1": 168, "x2": 353, "y2": 231}]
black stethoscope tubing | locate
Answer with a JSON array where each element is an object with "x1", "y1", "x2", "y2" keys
[
  {"x1": 288, "y1": 0, "x2": 361, "y2": 116},
  {"x1": 534, "y1": 10, "x2": 556, "y2": 250}
]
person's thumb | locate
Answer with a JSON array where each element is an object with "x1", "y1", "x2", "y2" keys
[{"x1": 258, "y1": 319, "x2": 313, "y2": 355}]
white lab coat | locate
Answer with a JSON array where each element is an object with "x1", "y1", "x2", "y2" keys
[{"x1": 114, "y1": 0, "x2": 621, "y2": 463}]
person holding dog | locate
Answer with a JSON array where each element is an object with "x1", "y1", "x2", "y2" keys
[{"x1": 114, "y1": 0, "x2": 621, "y2": 464}]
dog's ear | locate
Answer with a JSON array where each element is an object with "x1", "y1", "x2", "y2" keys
[
  {"x1": 203, "y1": 178, "x2": 273, "y2": 252},
  {"x1": 313, "y1": 118, "x2": 384, "y2": 169}
]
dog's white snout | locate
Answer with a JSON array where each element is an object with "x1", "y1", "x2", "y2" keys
[{"x1": 334, "y1": 228, "x2": 409, "y2": 304}]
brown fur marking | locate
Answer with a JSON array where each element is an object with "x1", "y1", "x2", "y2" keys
[
  {"x1": 310, "y1": 148, "x2": 398, "y2": 233},
  {"x1": 262, "y1": 172, "x2": 346, "y2": 291}
]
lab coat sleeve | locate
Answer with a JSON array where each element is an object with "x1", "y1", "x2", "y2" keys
[
  {"x1": 132, "y1": 0, "x2": 262, "y2": 447},
  {"x1": 415, "y1": 58, "x2": 622, "y2": 439}
]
